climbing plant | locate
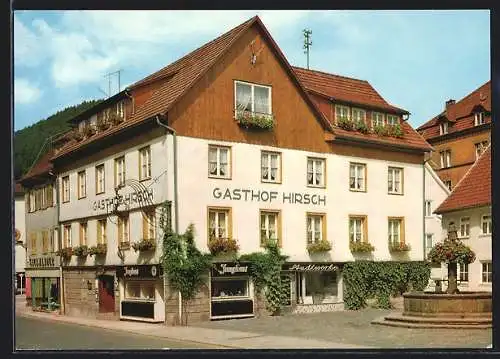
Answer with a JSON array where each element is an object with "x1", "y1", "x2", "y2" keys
[{"x1": 343, "y1": 261, "x2": 431, "y2": 310}]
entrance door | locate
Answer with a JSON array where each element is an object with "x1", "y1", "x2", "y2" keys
[{"x1": 98, "y1": 275, "x2": 115, "y2": 313}]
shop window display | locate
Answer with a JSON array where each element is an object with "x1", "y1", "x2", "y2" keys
[
  {"x1": 211, "y1": 278, "x2": 249, "y2": 298},
  {"x1": 125, "y1": 281, "x2": 155, "y2": 300},
  {"x1": 297, "y1": 272, "x2": 338, "y2": 305}
]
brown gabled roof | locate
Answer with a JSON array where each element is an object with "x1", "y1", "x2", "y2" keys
[
  {"x1": 417, "y1": 81, "x2": 491, "y2": 139},
  {"x1": 293, "y1": 67, "x2": 431, "y2": 152},
  {"x1": 435, "y1": 145, "x2": 491, "y2": 214},
  {"x1": 52, "y1": 16, "x2": 333, "y2": 161},
  {"x1": 15, "y1": 183, "x2": 24, "y2": 195},
  {"x1": 20, "y1": 149, "x2": 55, "y2": 183},
  {"x1": 293, "y1": 66, "x2": 408, "y2": 114}
]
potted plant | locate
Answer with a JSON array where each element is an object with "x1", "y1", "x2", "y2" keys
[
  {"x1": 349, "y1": 241, "x2": 375, "y2": 253},
  {"x1": 355, "y1": 120, "x2": 370, "y2": 134},
  {"x1": 208, "y1": 236, "x2": 239, "y2": 256},
  {"x1": 131, "y1": 238, "x2": 156, "y2": 252},
  {"x1": 337, "y1": 117, "x2": 355, "y2": 131},
  {"x1": 388, "y1": 242, "x2": 411, "y2": 252},
  {"x1": 373, "y1": 124, "x2": 389, "y2": 137},
  {"x1": 427, "y1": 227, "x2": 476, "y2": 294},
  {"x1": 235, "y1": 110, "x2": 274, "y2": 130},
  {"x1": 73, "y1": 245, "x2": 89, "y2": 258},
  {"x1": 307, "y1": 240, "x2": 332, "y2": 254},
  {"x1": 57, "y1": 247, "x2": 73, "y2": 261},
  {"x1": 73, "y1": 131, "x2": 84, "y2": 141},
  {"x1": 387, "y1": 123, "x2": 404, "y2": 138},
  {"x1": 97, "y1": 117, "x2": 110, "y2": 131},
  {"x1": 89, "y1": 243, "x2": 107, "y2": 257},
  {"x1": 84, "y1": 125, "x2": 96, "y2": 137}
]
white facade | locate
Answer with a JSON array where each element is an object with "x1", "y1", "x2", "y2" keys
[
  {"x1": 423, "y1": 163, "x2": 450, "y2": 283},
  {"x1": 15, "y1": 193, "x2": 26, "y2": 293},
  {"x1": 174, "y1": 136, "x2": 425, "y2": 262},
  {"x1": 440, "y1": 206, "x2": 492, "y2": 292}
]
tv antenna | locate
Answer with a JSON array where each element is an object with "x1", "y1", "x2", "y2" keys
[
  {"x1": 303, "y1": 29, "x2": 312, "y2": 69},
  {"x1": 100, "y1": 69, "x2": 123, "y2": 98}
]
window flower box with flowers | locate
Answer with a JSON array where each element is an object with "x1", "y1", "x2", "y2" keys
[
  {"x1": 84, "y1": 125, "x2": 96, "y2": 137},
  {"x1": 338, "y1": 118, "x2": 371, "y2": 135},
  {"x1": 73, "y1": 131, "x2": 84, "y2": 142},
  {"x1": 208, "y1": 237, "x2": 239, "y2": 256},
  {"x1": 307, "y1": 240, "x2": 332, "y2": 254},
  {"x1": 89, "y1": 243, "x2": 107, "y2": 257},
  {"x1": 235, "y1": 110, "x2": 274, "y2": 130},
  {"x1": 349, "y1": 241, "x2": 375, "y2": 253},
  {"x1": 57, "y1": 247, "x2": 73, "y2": 261},
  {"x1": 131, "y1": 238, "x2": 156, "y2": 253},
  {"x1": 389, "y1": 242, "x2": 411, "y2": 252},
  {"x1": 97, "y1": 117, "x2": 110, "y2": 131},
  {"x1": 73, "y1": 245, "x2": 89, "y2": 258}
]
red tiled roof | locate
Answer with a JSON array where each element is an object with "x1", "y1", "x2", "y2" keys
[
  {"x1": 293, "y1": 66, "x2": 408, "y2": 114},
  {"x1": 435, "y1": 145, "x2": 491, "y2": 214},
  {"x1": 20, "y1": 150, "x2": 55, "y2": 182},
  {"x1": 15, "y1": 183, "x2": 24, "y2": 194},
  {"x1": 293, "y1": 67, "x2": 431, "y2": 152},
  {"x1": 417, "y1": 81, "x2": 491, "y2": 140},
  {"x1": 52, "y1": 16, "x2": 333, "y2": 161}
]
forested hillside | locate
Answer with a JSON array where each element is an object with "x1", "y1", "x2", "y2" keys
[{"x1": 14, "y1": 100, "x2": 101, "y2": 180}]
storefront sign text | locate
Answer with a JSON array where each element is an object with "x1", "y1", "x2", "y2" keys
[
  {"x1": 116, "y1": 265, "x2": 162, "y2": 279},
  {"x1": 212, "y1": 187, "x2": 326, "y2": 206},
  {"x1": 92, "y1": 188, "x2": 154, "y2": 213},
  {"x1": 212, "y1": 263, "x2": 248, "y2": 276},
  {"x1": 284, "y1": 263, "x2": 339, "y2": 272},
  {"x1": 28, "y1": 256, "x2": 58, "y2": 268}
]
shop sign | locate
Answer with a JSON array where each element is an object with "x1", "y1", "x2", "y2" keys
[
  {"x1": 27, "y1": 255, "x2": 60, "y2": 268},
  {"x1": 212, "y1": 187, "x2": 326, "y2": 206},
  {"x1": 116, "y1": 265, "x2": 163, "y2": 279},
  {"x1": 282, "y1": 263, "x2": 339, "y2": 272},
  {"x1": 92, "y1": 188, "x2": 154, "y2": 213},
  {"x1": 211, "y1": 263, "x2": 249, "y2": 277}
]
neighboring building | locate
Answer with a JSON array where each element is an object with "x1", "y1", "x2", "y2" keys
[
  {"x1": 14, "y1": 183, "x2": 27, "y2": 294},
  {"x1": 423, "y1": 163, "x2": 450, "y2": 285},
  {"x1": 434, "y1": 145, "x2": 491, "y2": 292},
  {"x1": 51, "y1": 16, "x2": 432, "y2": 324},
  {"x1": 19, "y1": 135, "x2": 69, "y2": 311},
  {"x1": 417, "y1": 81, "x2": 491, "y2": 191}
]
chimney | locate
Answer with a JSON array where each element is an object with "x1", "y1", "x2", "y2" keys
[{"x1": 445, "y1": 99, "x2": 455, "y2": 109}]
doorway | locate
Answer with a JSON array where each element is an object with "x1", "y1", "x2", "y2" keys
[{"x1": 98, "y1": 275, "x2": 115, "y2": 313}]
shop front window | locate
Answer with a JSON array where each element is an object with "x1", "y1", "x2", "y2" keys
[
  {"x1": 297, "y1": 272, "x2": 338, "y2": 305},
  {"x1": 125, "y1": 281, "x2": 155, "y2": 300},
  {"x1": 211, "y1": 278, "x2": 248, "y2": 299}
]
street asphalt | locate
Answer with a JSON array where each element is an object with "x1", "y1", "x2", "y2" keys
[{"x1": 15, "y1": 316, "x2": 221, "y2": 350}]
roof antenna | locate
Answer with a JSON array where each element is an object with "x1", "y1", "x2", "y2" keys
[{"x1": 303, "y1": 29, "x2": 312, "y2": 69}]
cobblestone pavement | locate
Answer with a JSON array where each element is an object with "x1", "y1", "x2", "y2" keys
[{"x1": 195, "y1": 308, "x2": 492, "y2": 349}]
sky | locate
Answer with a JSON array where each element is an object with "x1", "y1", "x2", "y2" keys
[{"x1": 13, "y1": 10, "x2": 490, "y2": 132}]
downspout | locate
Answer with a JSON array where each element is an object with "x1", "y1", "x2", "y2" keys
[{"x1": 155, "y1": 115, "x2": 180, "y2": 324}]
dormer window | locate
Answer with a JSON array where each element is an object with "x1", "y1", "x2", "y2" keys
[
  {"x1": 117, "y1": 101, "x2": 124, "y2": 118},
  {"x1": 474, "y1": 112, "x2": 485, "y2": 126},
  {"x1": 387, "y1": 115, "x2": 399, "y2": 126},
  {"x1": 372, "y1": 112, "x2": 384, "y2": 127},
  {"x1": 335, "y1": 105, "x2": 350, "y2": 123},
  {"x1": 439, "y1": 121, "x2": 448, "y2": 135},
  {"x1": 78, "y1": 120, "x2": 87, "y2": 132}
]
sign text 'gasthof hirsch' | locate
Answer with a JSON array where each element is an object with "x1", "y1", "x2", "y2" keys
[{"x1": 212, "y1": 187, "x2": 326, "y2": 205}]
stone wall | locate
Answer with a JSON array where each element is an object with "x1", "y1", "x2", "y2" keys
[{"x1": 164, "y1": 277, "x2": 210, "y2": 326}]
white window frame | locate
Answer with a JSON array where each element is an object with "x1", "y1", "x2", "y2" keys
[
  {"x1": 386, "y1": 114, "x2": 399, "y2": 126},
  {"x1": 118, "y1": 214, "x2": 129, "y2": 245},
  {"x1": 372, "y1": 112, "x2": 385, "y2": 127},
  {"x1": 335, "y1": 105, "x2": 350, "y2": 122},
  {"x1": 481, "y1": 214, "x2": 492, "y2": 235},
  {"x1": 388, "y1": 218, "x2": 403, "y2": 246},
  {"x1": 115, "y1": 156, "x2": 126, "y2": 187},
  {"x1": 234, "y1": 80, "x2": 272, "y2": 116},
  {"x1": 97, "y1": 219, "x2": 107, "y2": 244},
  {"x1": 388, "y1": 167, "x2": 403, "y2": 194},
  {"x1": 29, "y1": 191, "x2": 36, "y2": 212},
  {"x1": 144, "y1": 210, "x2": 156, "y2": 240},
  {"x1": 62, "y1": 176, "x2": 70, "y2": 203},
  {"x1": 261, "y1": 151, "x2": 281, "y2": 183},
  {"x1": 439, "y1": 121, "x2": 449, "y2": 135},
  {"x1": 260, "y1": 211, "x2": 279, "y2": 245},
  {"x1": 459, "y1": 217, "x2": 470, "y2": 238},
  {"x1": 77, "y1": 170, "x2": 86, "y2": 199},
  {"x1": 458, "y1": 263, "x2": 469, "y2": 282},
  {"x1": 63, "y1": 224, "x2": 72, "y2": 248},
  {"x1": 349, "y1": 216, "x2": 365, "y2": 243},
  {"x1": 425, "y1": 200, "x2": 432, "y2": 217},
  {"x1": 79, "y1": 222, "x2": 87, "y2": 246},
  {"x1": 208, "y1": 145, "x2": 231, "y2": 179},
  {"x1": 96, "y1": 164, "x2": 105, "y2": 194},
  {"x1": 139, "y1": 146, "x2": 152, "y2": 180},
  {"x1": 208, "y1": 208, "x2": 230, "y2": 239},
  {"x1": 117, "y1": 101, "x2": 124, "y2": 118},
  {"x1": 474, "y1": 112, "x2": 485, "y2": 126},
  {"x1": 481, "y1": 262, "x2": 492, "y2": 283},
  {"x1": 351, "y1": 108, "x2": 366, "y2": 123},
  {"x1": 425, "y1": 233, "x2": 433, "y2": 250},
  {"x1": 440, "y1": 150, "x2": 451, "y2": 168},
  {"x1": 307, "y1": 158, "x2": 325, "y2": 187},
  {"x1": 307, "y1": 214, "x2": 324, "y2": 244},
  {"x1": 349, "y1": 163, "x2": 366, "y2": 191}
]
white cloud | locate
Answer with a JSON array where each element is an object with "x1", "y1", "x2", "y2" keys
[{"x1": 14, "y1": 78, "x2": 42, "y2": 104}]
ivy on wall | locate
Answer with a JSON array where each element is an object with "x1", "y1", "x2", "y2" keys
[{"x1": 343, "y1": 261, "x2": 431, "y2": 310}]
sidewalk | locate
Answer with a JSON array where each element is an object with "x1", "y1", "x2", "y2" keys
[{"x1": 15, "y1": 296, "x2": 369, "y2": 349}]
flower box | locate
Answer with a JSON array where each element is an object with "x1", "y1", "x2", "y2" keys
[
  {"x1": 84, "y1": 125, "x2": 96, "y2": 137},
  {"x1": 73, "y1": 131, "x2": 84, "y2": 142},
  {"x1": 57, "y1": 247, "x2": 73, "y2": 261},
  {"x1": 235, "y1": 110, "x2": 274, "y2": 130},
  {"x1": 73, "y1": 245, "x2": 89, "y2": 258},
  {"x1": 389, "y1": 242, "x2": 411, "y2": 252},
  {"x1": 131, "y1": 238, "x2": 156, "y2": 252},
  {"x1": 349, "y1": 241, "x2": 375, "y2": 253},
  {"x1": 307, "y1": 240, "x2": 332, "y2": 253},
  {"x1": 97, "y1": 118, "x2": 110, "y2": 131},
  {"x1": 337, "y1": 118, "x2": 355, "y2": 131},
  {"x1": 208, "y1": 237, "x2": 239, "y2": 256},
  {"x1": 89, "y1": 243, "x2": 107, "y2": 257}
]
